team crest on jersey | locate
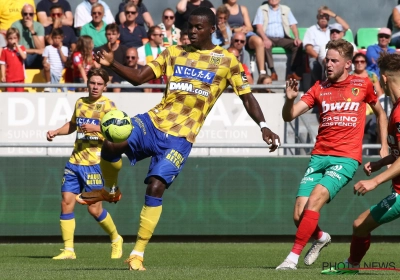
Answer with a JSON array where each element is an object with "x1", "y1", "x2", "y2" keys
[
  {"x1": 351, "y1": 88, "x2": 359, "y2": 96},
  {"x1": 209, "y1": 56, "x2": 222, "y2": 66},
  {"x1": 95, "y1": 102, "x2": 104, "y2": 112}
]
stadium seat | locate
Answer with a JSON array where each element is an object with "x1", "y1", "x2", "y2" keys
[
  {"x1": 25, "y1": 69, "x2": 46, "y2": 92},
  {"x1": 357, "y1": 28, "x2": 379, "y2": 49},
  {"x1": 343, "y1": 29, "x2": 354, "y2": 43}
]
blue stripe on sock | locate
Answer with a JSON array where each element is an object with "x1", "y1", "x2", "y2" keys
[
  {"x1": 95, "y1": 209, "x2": 108, "y2": 222},
  {"x1": 145, "y1": 195, "x2": 163, "y2": 207},
  {"x1": 60, "y1": 213, "x2": 75, "y2": 220}
]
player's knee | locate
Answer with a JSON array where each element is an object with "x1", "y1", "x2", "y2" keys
[
  {"x1": 146, "y1": 177, "x2": 166, "y2": 198},
  {"x1": 87, "y1": 203, "x2": 102, "y2": 217}
]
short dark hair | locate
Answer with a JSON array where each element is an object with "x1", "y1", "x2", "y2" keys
[
  {"x1": 87, "y1": 68, "x2": 109, "y2": 84},
  {"x1": 189, "y1": 7, "x2": 216, "y2": 27},
  {"x1": 51, "y1": 28, "x2": 64, "y2": 37},
  {"x1": 352, "y1": 52, "x2": 367, "y2": 64},
  {"x1": 377, "y1": 52, "x2": 400, "y2": 74},
  {"x1": 50, "y1": 4, "x2": 64, "y2": 12},
  {"x1": 105, "y1": 23, "x2": 119, "y2": 33},
  {"x1": 147, "y1": 26, "x2": 161, "y2": 38}
]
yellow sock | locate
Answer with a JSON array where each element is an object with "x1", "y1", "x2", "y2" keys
[
  {"x1": 100, "y1": 158, "x2": 122, "y2": 190},
  {"x1": 133, "y1": 205, "x2": 162, "y2": 253},
  {"x1": 60, "y1": 218, "x2": 75, "y2": 249},
  {"x1": 98, "y1": 211, "x2": 119, "y2": 241}
]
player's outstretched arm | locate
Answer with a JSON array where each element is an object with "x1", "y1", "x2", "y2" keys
[
  {"x1": 370, "y1": 100, "x2": 389, "y2": 158},
  {"x1": 239, "y1": 93, "x2": 280, "y2": 152},
  {"x1": 94, "y1": 49, "x2": 156, "y2": 86},
  {"x1": 46, "y1": 121, "x2": 77, "y2": 141},
  {"x1": 282, "y1": 79, "x2": 309, "y2": 122},
  {"x1": 363, "y1": 155, "x2": 396, "y2": 176}
]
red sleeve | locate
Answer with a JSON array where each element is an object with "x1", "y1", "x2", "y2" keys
[
  {"x1": 242, "y1": 64, "x2": 251, "y2": 77},
  {"x1": 365, "y1": 78, "x2": 378, "y2": 105},
  {"x1": 300, "y1": 80, "x2": 320, "y2": 108},
  {"x1": 0, "y1": 49, "x2": 5, "y2": 62},
  {"x1": 72, "y1": 52, "x2": 82, "y2": 66}
]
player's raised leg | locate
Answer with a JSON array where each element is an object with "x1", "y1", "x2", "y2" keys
[
  {"x1": 53, "y1": 191, "x2": 77, "y2": 260},
  {"x1": 88, "y1": 202, "x2": 123, "y2": 259},
  {"x1": 77, "y1": 140, "x2": 126, "y2": 205}
]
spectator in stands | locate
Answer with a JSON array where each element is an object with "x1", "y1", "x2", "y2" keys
[
  {"x1": 0, "y1": 0, "x2": 36, "y2": 36},
  {"x1": 317, "y1": 23, "x2": 357, "y2": 80},
  {"x1": 253, "y1": 0, "x2": 303, "y2": 81},
  {"x1": 0, "y1": 27, "x2": 26, "y2": 92},
  {"x1": 212, "y1": 6, "x2": 232, "y2": 49},
  {"x1": 45, "y1": 5, "x2": 77, "y2": 52},
  {"x1": 158, "y1": 8, "x2": 180, "y2": 47},
  {"x1": 256, "y1": 73, "x2": 274, "y2": 93},
  {"x1": 94, "y1": 23, "x2": 127, "y2": 87},
  {"x1": 112, "y1": 47, "x2": 143, "y2": 93},
  {"x1": 227, "y1": 46, "x2": 253, "y2": 84},
  {"x1": 42, "y1": 28, "x2": 68, "y2": 92},
  {"x1": 80, "y1": 3, "x2": 107, "y2": 48},
  {"x1": 74, "y1": 0, "x2": 114, "y2": 30},
  {"x1": 117, "y1": 0, "x2": 153, "y2": 28},
  {"x1": 180, "y1": 29, "x2": 190, "y2": 46},
  {"x1": 11, "y1": 4, "x2": 45, "y2": 69},
  {"x1": 0, "y1": 34, "x2": 6, "y2": 57},
  {"x1": 175, "y1": 0, "x2": 215, "y2": 30},
  {"x1": 36, "y1": 0, "x2": 73, "y2": 27},
  {"x1": 225, "y1": 0, "x2": 266, "y2": 77},
  {"x1": 366, "y1": 28, "x2": 396, "y2": 78},
  {"x1": 231, "y1": 32, "x2": 251, "y2": 72},
  {"x1": 390, "y1": 4, "x2": 400, "y2": 48},
  {"x1": 303, "y1": 5, "x2": 350, "y2": 83},
  {"x1": 72, "y1": 35, "x2": 96, "y2": 91},
  {"x1": 137, "y1": 26, "x2": 165, "y2": 92},
  {"x1": 119, "y1": 2, "x2": 147, "y2": 48},
  {"x1": 350, "y1": 53, "x2": 383, "y2": 98}
]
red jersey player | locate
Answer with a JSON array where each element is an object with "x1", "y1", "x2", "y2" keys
[
  {"x1": 277, "y1": 39, "x2": 389, "y2": 270},
  {"x1": 321, "y1": 53, "x2": 400, "y2": 275},
  {"x1": 0, "y1": 27, "x2": 26, "y2": 92}
]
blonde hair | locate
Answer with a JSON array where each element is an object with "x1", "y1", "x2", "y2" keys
[{"x1": 326, "y1": 39, "x2": 354, "y2": 61}]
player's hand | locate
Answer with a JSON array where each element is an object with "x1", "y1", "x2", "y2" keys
[
  {"x1": 354, "y1": 179, "x2": 378, "y2": 196},
  {"x1": 363, "y1": 161, "x2": 382, "y2": 176},
  {"x1": 262, "y1": 128, "x2": 280, "y2": 152},
  {"x1": 1, "y1": 76, "x2": 5, "y2": 83},
  {"x1": 286, "y1": 79, "x2": 299, "y2": 100},
  {"x1": 47, "y1": 130, "x2": 58, "y2": 141},
  {"x1": 93, "y1": 49, "x2": 114, "y2": 67}
]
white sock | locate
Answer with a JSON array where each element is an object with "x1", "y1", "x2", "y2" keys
[
  {"x1": 111, "y1": 236, "x2": 121, "y2": 243},
  {"x1": 130, "y1": 250, "x2": 144, "y2": 257},
  {"x1": 318, "y1": 232, "x2": 327, "y2": 242},
  {"x1": 287, "y1": 252, "x2": 299, "y2": 264},
  {"x1": 65, "y1": 247, "x2": 74, "y2": 252}
]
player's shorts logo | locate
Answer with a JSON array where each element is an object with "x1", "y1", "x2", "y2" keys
[
  {"x1": 352, "y1": 88, "x2": 359, "y2": 96},
  {"x1": 305, "y1": 167, "x2": 314, "y2": 176},
  {"x1": 330, "y1": 165, "x2": 343, "y2": 171}
]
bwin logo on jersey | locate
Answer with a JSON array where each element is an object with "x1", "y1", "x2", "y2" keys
[
  {"x1": 322, "y1": 100, "x2": 360, "y2": 113},
  {"x1": 330, "y1": 165, "x2": 343, "y2": 171}
]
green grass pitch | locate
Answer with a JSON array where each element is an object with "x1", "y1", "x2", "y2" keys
[{"x1": 1, "y1": 242, "x2": 400, "y2": 279}]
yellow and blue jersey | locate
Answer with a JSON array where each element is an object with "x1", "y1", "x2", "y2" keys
[
  {"x1": 69, "y1": 96, "x2": 116, "y2": 166},
  {"x1": 147, "y1": 45, "x2": 251, "y2": 143}
]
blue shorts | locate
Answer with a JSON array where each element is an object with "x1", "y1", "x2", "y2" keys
[
  {"x1": 61, "y1": 161, "x2": 103, "y2": 194},
  {"x1": 123, "y1": 113, "x2": 192, "y2": 187}
]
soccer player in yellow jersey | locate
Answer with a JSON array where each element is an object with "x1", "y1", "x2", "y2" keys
[
  {"x1": 77, "y1": 7, "x2": 280, "y2": 270},
  {"x1": 47, "y1": 68, "x2": 123, "y2": 260}
]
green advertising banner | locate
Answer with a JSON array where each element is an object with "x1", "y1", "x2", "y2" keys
[{"x1": 0, "y1": 157, "x2": 396, "y2": 236}]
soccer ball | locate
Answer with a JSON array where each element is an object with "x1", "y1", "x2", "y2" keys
[{"x1": 101, "y1": 110, "x2": 133, "y2": 143}]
